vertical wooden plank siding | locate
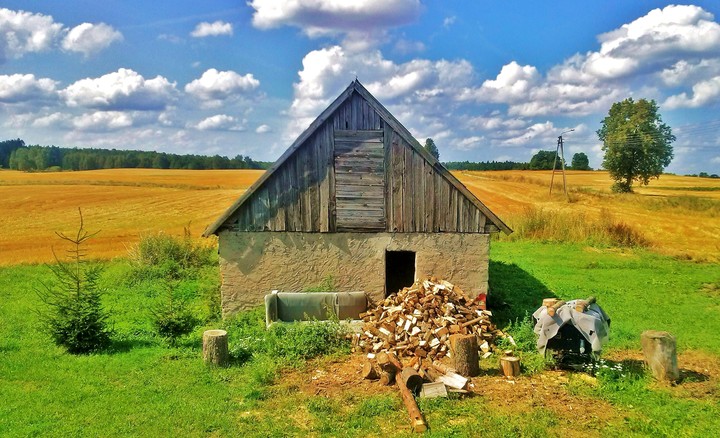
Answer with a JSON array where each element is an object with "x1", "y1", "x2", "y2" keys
[{"x1": 222, "y1": 90, "x2": 495, "y2": 234}]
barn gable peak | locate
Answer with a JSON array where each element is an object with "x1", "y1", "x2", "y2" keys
[{"x1": 204, "y1": 80, "x2": 511, "y2": 236}]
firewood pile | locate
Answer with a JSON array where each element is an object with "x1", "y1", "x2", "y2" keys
[{"x1": 353, "y1": 277, "x2": 499, "y2": 363}]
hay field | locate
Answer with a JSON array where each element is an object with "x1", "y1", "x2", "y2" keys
[
  {"x1": 458, "y1": 170, "x2": 720, "y2": 261},
  {"x1": 0, "y1": 169, "x2": 263, "y2": 265},
  {"x1": 2, "y1": 168, "x2": 718, "y2": 265}
]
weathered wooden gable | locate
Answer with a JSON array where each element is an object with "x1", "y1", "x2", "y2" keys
[{"x1": 205, "y1": 81, "x2": 510, "y2": 236}]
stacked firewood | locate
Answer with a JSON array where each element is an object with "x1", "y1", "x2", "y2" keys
[{"x1": 353, "y1": 277, "x2": 498, "y2": 362}]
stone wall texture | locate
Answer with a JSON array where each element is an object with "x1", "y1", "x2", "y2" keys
[{"x1": 218, "y1": 231, "x2": 490, "y2": 317}]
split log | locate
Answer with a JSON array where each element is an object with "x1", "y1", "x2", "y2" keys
[
  {"x1": 449, "y1": 334, "x2": 480, "y2": 377},
  {"x1": 202, "y1": 329, "x2": 229, "y2": 367},
  {"x1": 420, "y1": 382, "x2": 448, "y2": 399},
  {"x1": 362, "y1": 360, "x2": 380, "y2": 380},
  {"x1": 500, "y1": 356, "x2": 520, "y2": 378},
  {"x1": 641, "y1": 330, "x2": 679, "y2": 382},
  {"x1": 547, "y1": 300, "x2": 566, "y2": 317},
  {"x1": 379, "y1": 370, "x2": 396, "y2": 386}
]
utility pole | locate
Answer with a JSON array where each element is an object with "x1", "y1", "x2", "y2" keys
[{"x1": 550, "y1": 129, "x2": 574, "y2": 197}]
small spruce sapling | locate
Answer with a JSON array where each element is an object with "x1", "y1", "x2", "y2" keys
[{"x1": 37, "y1": 208, "x2": 112, "y2": 354}]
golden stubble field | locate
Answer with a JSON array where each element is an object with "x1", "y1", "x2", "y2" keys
[{"x1": 1, "y1": 168, "x2": 718, "y2": 265}]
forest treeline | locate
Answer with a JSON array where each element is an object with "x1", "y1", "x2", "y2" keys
[{"x1": 0, "y1": 139, "x2": 271, "y2": 171}]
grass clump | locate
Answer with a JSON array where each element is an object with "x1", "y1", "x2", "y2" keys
[
  {"x1": 128, "y1": 228, "x2": 215, "y2": 281},
  {"x1": 510, "y1": 206, "x2": 648, "y2": 248},
  {"x1": 150, "y1": 282, "x2": 200, "y2": 344}
]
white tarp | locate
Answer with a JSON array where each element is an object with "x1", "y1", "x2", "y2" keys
[{"x1": 533, "y1": 300, "x2": 610, "y2": 355}]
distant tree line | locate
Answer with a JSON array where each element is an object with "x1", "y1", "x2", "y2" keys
[
  {"x1": 444, "y1": 151, "x2": 592, "y2": 171},
  {"x1": 443, "y1": 160, "x2": 529, "y2": 171},
  {"x1": 0, "y1": 139, "x2": 271, "y2": 171}
]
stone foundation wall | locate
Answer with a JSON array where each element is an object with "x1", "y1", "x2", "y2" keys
[{"x1": 217, "y1": 231, "x2": 490, "y2": 317}]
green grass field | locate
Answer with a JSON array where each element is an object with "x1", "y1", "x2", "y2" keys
[{"x1": 2, "y1": 241, "x2": 719, "y2": 437}]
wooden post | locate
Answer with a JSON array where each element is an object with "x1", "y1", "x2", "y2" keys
[
  {"x1": 547, "y1": 300, "x2": 565, "y2": 317},
  {"x1": 641, "y1": 330, "x2": 679, "y2": 382},
  {"x1": 449, "y1": 334, "x2": 480, "y2": 377},
  {"x1": 401, "y1": 367, "x2": 424, "y2": 394},
  {"x1": 500, "y1": 355, "x2": 521, "y2": 378},
  {"x1": 202, "y1": 329, "x2": 229, "y2": 367}
]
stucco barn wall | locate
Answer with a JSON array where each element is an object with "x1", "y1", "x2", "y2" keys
[{"x1": 218, "y1": 231, "x2": 489, "y2": 317}]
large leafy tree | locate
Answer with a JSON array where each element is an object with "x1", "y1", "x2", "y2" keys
[
  {"x1": 597, "y1": 98, "x2": 675, "y2": 192},
  {"x1": 529, "y1": 150, "x2": 557, "y2": 170},
  {"x1": 424, "y1": 138, "x2": 440, "y2": 160},
  {"x1": 571, "y1": 152, "x2": 591, "y2": 170}
]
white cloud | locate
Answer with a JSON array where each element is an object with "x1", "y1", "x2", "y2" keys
[
  {"x1": 185, "y1": 69, "x2": 260, "y2": 106},
  {"x1": 664, "y1": 76, "x2": 720, "y2": 108},
  {"x1": 190, "y1": 21, "x2": 233, "y2": 38},
  {"x1": 256, "y1": 124, "x2": 271, "y2": 133},
  {"x1": 193, "y1": 114, "x2": 245, "y2": 131},
  {"x1": 249, "y1": 0, "x2": 421, "y2": 37},
  {"x1": 393, "y1": 38, "x2": 425, "y2": 55},
  {"x1": 0, "y1": 8, "x2": 64, "y2": 62},
  {"x1": 32, "y1": 112, "x2": 71, "y2": 128},
  {"x1": 72, "y1": 111, "x2": 134, "y2": 132},
  {"x1": 0, "y1": 73, "x2": 57, "y2": 103},
  {"x1": 62, "y1": 68, "x2": 177, "y2": 111},
  {"x1": 61, "y1": 22, "x2": 122, "y2": 56},
  {"x1": 443, "y1": 16, "x2": 456, "y2": 28}
]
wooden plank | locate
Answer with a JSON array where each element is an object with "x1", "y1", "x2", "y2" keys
[
  {"x1": 308, "y1": 135, "x2": 320, "y2": 232},
  {"x1": 383, "y1": 121, "x2": 392, "y2": 231},
  {"x1": 425, "y1": 165, "x2": 434, "y2": 232},
  {"x1": 318, "y1": 125, "x2": 329, "y2": 232},
  {"x1": 416, "y1": 152, "x2": 426, "y2": 232},
  {"x1": 403, "y1": 142, "x2": 414, "y2": 232},
  {"x1": 328, "y1": 128, "x2": 337, "y2": 232},
  {"x1": 334, "y1": 130, "x2": 383, "y2": 141},
  {"x1": 391, "y1": 138, "x2": 404, "y2": 232}
]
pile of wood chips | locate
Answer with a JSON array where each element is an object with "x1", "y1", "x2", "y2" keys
[{"x1": 353, "y1": 276, "x2": 499, "y2": 364}]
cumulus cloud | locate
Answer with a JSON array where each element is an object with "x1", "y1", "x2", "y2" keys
[
  {"x1": 193, "y1": 114, "x2": 245, "y2": 131},
  {"x1": 249, "y1": 0, "x2": 421, "y2": 35},
  {"x1": 0, "y1": 8, "x2": 64, "y2": 62},
  {"x1": 0, "y1": 73, "x2": 57, "y2": 103},
  {"x1": 61, "y1": 22, "x2": 122, "y2": 56},
  {"x1": 185, "y1": 69, "x2": 260, "y2": 106},
  {"x1": 664, "y1": 76, "x2": 720, "y2": 108},
  {"x1": 72, "y1": 111, "x2": 135, "y2": 132},
  {"x1": 62, "y1": 68, "x2": 177, "y2": 111},
  {"x1": 31, "y1": 112, "x2": 71, "y2": 128},
  {"x1": 1, "y1": 8, "x2": 122, "y2": 62},
  {"x1": 190, "y1": 21, "x2": 233, "y2": 38}
]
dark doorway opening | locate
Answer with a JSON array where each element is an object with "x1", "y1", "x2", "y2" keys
[{"x1": 385, "y1": 251, "x2": 416, "y2": 297}]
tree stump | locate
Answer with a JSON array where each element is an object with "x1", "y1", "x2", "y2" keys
[
  {"x1": 449, "y1": 334, "x2": 480, "y2": 377},
  {"x1": 362, "y1": 360, "x2": 380, "y2": 380},
  {"x1": 641, "y1": 330, "x2": 679, "y2": 382},
  {"x1": 500, "y1": 356, "x2": 521, "y2": 378},
  {"x1": 401, "y1": 367, "x2": 424, "y2": 394},
  {"x1": 203, "y1": 329, "x2": 229, "y2": 367}
]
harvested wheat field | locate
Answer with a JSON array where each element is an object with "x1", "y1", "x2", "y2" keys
[
  {"x1": 2, "y1": 168, "x2": 718, "y2": 265},
  {"x1": 0, "y1": 169, "x2": 263, "y2": 265},
  {"x1": 458, "y1": 170, "x2": 720, "y2": 262}
]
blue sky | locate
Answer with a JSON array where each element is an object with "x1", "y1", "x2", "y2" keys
[{"x1": 2, "y1": 1, "x2": 720, "y2": 174}]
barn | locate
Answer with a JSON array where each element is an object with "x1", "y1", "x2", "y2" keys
[{"x1": 204, "y1": 80, "x2": 511, "y2": 317}]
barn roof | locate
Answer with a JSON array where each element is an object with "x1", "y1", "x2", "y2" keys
[{"x1": 204, "y1": 80, "x2": 511, "y2": 236}]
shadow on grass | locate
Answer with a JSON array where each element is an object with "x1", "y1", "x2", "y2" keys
[
  {"x1": 107, "y1": 338, "x2": 157, "y2": 354},
  {"x1": 488, "y1": 260, "x2": 554, "y2": 328}
]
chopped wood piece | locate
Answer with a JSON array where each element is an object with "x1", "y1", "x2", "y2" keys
[
  {"x1": 202, "y1": 329, "x2": 229, "y2": 367},
  {"x1": 362, "y1": 360, "x2": 380, "y2": 380},
  {"x1": 500, "y1": 356, "x2": 521, "y2": 378},
  {"x1": 438, "y1": 372, "x2": 468, "y2": 390},
  {"x1": 420, "y1": 382, "x2": 448, "y2": 399}
]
